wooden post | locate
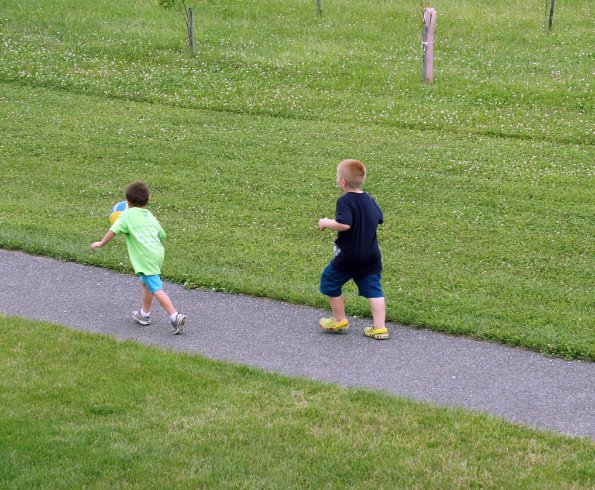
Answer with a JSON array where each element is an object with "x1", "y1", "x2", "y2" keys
[
  {"x1": 548, "y1": 0, "x2": 555, "y2": 32},
  {"x1": 422, "y1": 8, "x2": 437, "y2": 82},
  {"x1": 188, "y1": 7, "x2": 195, "y2": 56},
  {"x1": 316, "y1": 0, "x2": 322, "y2": 16}
]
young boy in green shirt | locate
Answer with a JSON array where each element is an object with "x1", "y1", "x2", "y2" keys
[{"x1": 91, "y1": 181, "x2": 186, "y2": 334}]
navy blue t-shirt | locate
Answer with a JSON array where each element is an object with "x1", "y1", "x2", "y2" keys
[{"x1": 331, "y1": 192, "x2": 384, "y2": 277}]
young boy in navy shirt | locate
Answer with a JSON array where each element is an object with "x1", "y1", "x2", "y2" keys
[{"x1": 318, "y1": 159, "x2": 388, "y2": 339}]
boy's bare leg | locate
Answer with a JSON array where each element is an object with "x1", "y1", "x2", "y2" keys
[
  {"x1": 153, "y1": 289, "x2": 176, "y2": 317},
  {"x1": 142, "y1": 284, "x2": 154, "y2": 313},
  {"x1": 329, "y1": 295, "x2": 348, "y2": 323},
  {"x1": 369, "y1": 297, "x2": 386, "y2": 329}
]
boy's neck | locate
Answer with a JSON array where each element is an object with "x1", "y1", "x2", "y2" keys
[
  {"x1": 342, "y1": 186, "x2": 363, "y2": 194},
  {"x1": 126, "y1": 201, "x2": 146, "y2": 208}
]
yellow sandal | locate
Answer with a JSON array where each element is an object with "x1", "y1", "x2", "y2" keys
[
  {"x1": 364, "y1": 326, "x2": 389, "y2": 340},
  {"x1": 320, "y1": 317, "x2": 349, "y2": 332}
]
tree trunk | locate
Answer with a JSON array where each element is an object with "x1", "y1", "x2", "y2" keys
[
  {"x1": 548, "y1": 0, "x2": 555, "y2": 32},
  {"x1": 188, "y1": 7, "x2": 195, "y2": 55}
]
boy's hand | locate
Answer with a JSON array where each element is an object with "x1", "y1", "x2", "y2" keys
[
  {"x1": 318, "y1": 218, "x2": 332, "y2": 231},
  {"x1": 91, "y1": 231, "x2": 116, "y2": 250},
  {"x1": 318, "y1": 218, "x2": 351, "y2": 232}
]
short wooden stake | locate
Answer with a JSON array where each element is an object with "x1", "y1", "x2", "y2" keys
[
  {"x1": 422, "y1": 8, "x2": 437, "y2": 82},
  {"x1": 316, "y1": 0, "x2": 322, "y2": 16},
  {"x1": 188, "y1": 7, "x2": 195, "y2": 56}
]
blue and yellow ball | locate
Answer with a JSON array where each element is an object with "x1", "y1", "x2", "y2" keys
[{"x1": 109, "y1": 200, "x2": 128, "y2": 225}]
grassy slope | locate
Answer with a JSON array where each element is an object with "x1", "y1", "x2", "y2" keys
[
  {"x1": 1, "y1": 316, "x2": 593, "y2": 489},
  {"x1": 0, "y1": 0, "x2": 593, "y2": 359}
]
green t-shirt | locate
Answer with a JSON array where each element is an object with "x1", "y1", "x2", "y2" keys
[{"x1": 110, "y1": 207, "x2": 166, "y2": 275}]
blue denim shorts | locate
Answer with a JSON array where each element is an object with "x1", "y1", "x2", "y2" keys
[
  {"x1": 139, "y1": 274, "x2": 163, "y2": 294},
  {"x1": 320, "y1": 263, "x2": 384, "y2": 299}
]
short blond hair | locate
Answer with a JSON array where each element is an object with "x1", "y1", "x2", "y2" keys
[{"x1": 337, "y1": 159, "x2": 366, "y2": 189}]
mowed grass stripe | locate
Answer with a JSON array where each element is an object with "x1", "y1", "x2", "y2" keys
[
  {"x1": 1, "y1": 316, "x2": 593, "y2": 489},
  {"x1": 1, "y1": 83, "x2": 593, "y2": 359},
  {"x1": 0, "y1": 0, "x2": 592, "y2": 145}
]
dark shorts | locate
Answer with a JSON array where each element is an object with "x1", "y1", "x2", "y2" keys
[{"x1": 320, "y1": 263, "x2": 384, "y2": 299}]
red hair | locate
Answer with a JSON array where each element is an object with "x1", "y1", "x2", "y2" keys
[{"x1": 337, "y1": 159, "x2": 366, "y2": 188}]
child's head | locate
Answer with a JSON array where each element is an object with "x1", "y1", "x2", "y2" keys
[
  {"x1": 126, "y1": 181, "x2": 150, "y2": 207},
  {"x1": 337, "y1": 159, "x2": 366, "y2": 190}
]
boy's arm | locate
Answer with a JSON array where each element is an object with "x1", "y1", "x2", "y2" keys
[
  {"x1": 318, "y1": 218, "x2": 351, "y2": 232},
  {"x1": 91, "y1": 230, "x2": 116, "y2": 250}
]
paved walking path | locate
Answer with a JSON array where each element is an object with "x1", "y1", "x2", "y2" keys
[{"x1": 1, "y1": 249, "x2": 593, "y2": 439}]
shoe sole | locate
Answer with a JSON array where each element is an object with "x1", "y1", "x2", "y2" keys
[
  {"x1": 364, "y1": 332, "x2": 389, "y2": 340},
  {"x1": 321, "y1": 325, "x2": 349, "y2": 333}
]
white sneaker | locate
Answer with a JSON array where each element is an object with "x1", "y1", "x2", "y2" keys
[
  {"x1": 171, "y1": 313, "x2": 186, "y2": 335},
  {"x1": 132, "y1": 310, "x2": 151, "y2": 326}
]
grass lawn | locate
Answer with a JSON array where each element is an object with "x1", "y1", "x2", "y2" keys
[
  {"x1": 1, "y1": 316, "x2": 593, "y2": 489},
  {"x1": 0, "y1": 0, "x2": 593, "y2": 359}
]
